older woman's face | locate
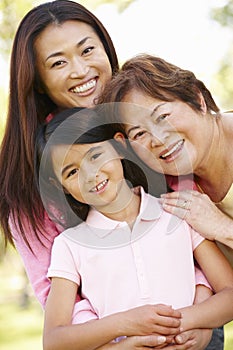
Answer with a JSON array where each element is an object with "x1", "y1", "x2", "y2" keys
[
  {"x1": 34, "y1": 20, "x2": 112, "y2": 109},
  {"x1": 120, "y1": 89, "x2": 214, "y2": 176}
]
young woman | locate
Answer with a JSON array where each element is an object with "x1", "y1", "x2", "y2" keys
[
  {"x1": 35, "y1": 106, "x2": 233, "y2": 350},
  {"x1": 0, "y1": 0, "x2": 118, "y2": 308},
  {"x1": 98, "y1": 53, "x2": 233, "y2": 349}
]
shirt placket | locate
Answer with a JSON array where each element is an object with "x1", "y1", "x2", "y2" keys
[{"x1": 131, "y1": 240, "x2": 150, "y2": 300}]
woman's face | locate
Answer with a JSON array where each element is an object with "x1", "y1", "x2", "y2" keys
[
  {"x1": 120, "y1": 89, "x2": 214, "y2": 176},
  {"x1": 34, "y1": 20, "x2": 112, "y2": 109}
]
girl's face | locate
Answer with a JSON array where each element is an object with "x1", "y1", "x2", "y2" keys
[
  {"x1": 34, "y1": 20, "x2": 112, "y2": 109},
  {"x1": 121, "y1": 89, "x2": 214, "y2": 176},
  {"x1": 51, "y1": 141, "x2": 125, "y2": 211}
]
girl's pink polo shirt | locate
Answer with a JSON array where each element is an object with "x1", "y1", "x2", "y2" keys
[{"x1": 48, "y1": 188, "x2": 204, "y2": 318}]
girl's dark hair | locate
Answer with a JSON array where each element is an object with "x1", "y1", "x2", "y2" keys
[
  {"x1": 35, "y1": 106, "x2": 166, "y2": 228},
  {"x1": 0, "y1": 0, "x2": 119, "y2": 250},
  {"x1": 99, "y1": 53, "x2": 220, "y2": 114}
]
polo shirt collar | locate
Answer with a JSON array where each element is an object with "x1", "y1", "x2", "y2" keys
[{"x1": 86, "y1": 187, "x2": 162, "y2": 238}]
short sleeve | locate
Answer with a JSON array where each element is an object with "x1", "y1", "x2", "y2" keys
[{"x1": 48, "y1": 235, "x2": 81, "y2": 286}]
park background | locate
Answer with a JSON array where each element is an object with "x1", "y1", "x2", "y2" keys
[{"x1": 0, "y1": 0, "x2": 233, "y2": 348}]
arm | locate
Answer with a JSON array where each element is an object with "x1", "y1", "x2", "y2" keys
[
  {"x1": 160, "y1": 190, "x2": 233, "y2": 249},
  {"x1": 43, "y1": 277, "x2": 181, "y2": 350},
  {"x1": 10, "y1": 211, "x2": 60, "y2": 307},
  {"x1": 11, "y1": 212, "x2": 99, "y2": 325},
  {"x1": 167, "y1": 285, "x2": 213, "y2": 350},
  {"x1": 178, "y1": 239, "x2": 233, "y2": 331}
]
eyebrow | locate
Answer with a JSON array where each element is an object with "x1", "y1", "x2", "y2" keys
[
  {"x1": 150, "y1": 102, "x2": 166, "y2": 116},
  {"x1": 45, "y1": 36, "x2": 91, "y2": 62},
  {"x1": 126, "y1": 125, "x2": 141, "y2": 136},
  {"x1": 61, "y1": 145, "x2": 102, "y2": 177}
]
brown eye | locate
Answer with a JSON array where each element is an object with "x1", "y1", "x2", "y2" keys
[
  {"x1": 51, "y1": 60, "x2": 66, "y2": 68},
  {"x1": 82, "y1": 46, "x2": 94, "y2": 55},
  {"x1": 67, "y1": 168, "x2": 78, "y2": 178},
  {"x1": 156, "y1": 114, "x2": 169, "y2": 123},
  {"x1": 133, "y1": 130, "x2": 147, "y2": 140}
]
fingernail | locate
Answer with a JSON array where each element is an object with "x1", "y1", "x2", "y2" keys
[
  {"x1": 158, "y1": 336, "x2": 166, "y2": 344},
  {"x1": 176, "y1": 335, "x2": 183, "y2": 344}
]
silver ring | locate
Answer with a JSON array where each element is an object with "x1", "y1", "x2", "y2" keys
[{"x1": 181, "y1": 200, "x2": 188, "y2": 208}]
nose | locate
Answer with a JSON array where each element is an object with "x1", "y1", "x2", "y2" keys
[
  {"x1": 150, "y1": 124, "x2": 169, "y2": 147},
  {"x1": 69, "y1": 57, "x2": 89, "y2": 78},
  {"x1": 150, "y1": 133, "x2": 164, "y2": 147},
  {"x1": 81, "y1": 162, "x2": 99, "y2": 183}
]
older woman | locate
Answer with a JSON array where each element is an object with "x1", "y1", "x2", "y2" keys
[{"x1": 99, "y1": 53, "x2": 233, "y2": 350}]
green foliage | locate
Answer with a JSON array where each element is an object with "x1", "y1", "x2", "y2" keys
[
  {"x1": 209, "y1": 0, "x2": 233, "y2": 110},
  {"x1": 211, "y1": 44, "x2": 233, "y2": 111},
  {"x1": 210, "y1": 0, "x2": 233, "y2": 27},
  {"x1": 78, "y1": 0, "x2": 135, "y2": 12},
  {"x1": 0, "y1": 0, "x2": 36, "y2": 58}
]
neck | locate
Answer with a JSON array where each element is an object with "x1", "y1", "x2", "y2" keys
[
  {"x1": 194, "y1": 114, "x2": 233, "y2": 201},
  {"x1": 97, "y1": 183, "x2": 141, "y2": 227}
]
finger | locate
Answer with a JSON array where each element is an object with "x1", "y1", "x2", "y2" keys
[
  {"x1": 176, "y1": 331, "x2": 194, "y2": 345},
  {"x1": 156, "y1": 304, "x2": 182, "y2": 318},
  {"x1": 160, "y1": 196, "x2": 192, "y2": 210},
  {"x1": 161, "y1": 201, "x2": 191, "y2": 217},
  {"x1": 151, "y1": 312, "x2": 181, "y2": 329},
  {"x1": 161, "y1": 191, "x2": 199, "y2": 200},
  {"x1": 126, "y1": 335, "x2": 167, "y2": 347},
  {"x1": 167, "y1": 198, "x2": 190, "y2": 209},
  {"x1": 162, "y1": 339, "x2": 196, "y2": 349},
  {"x1": 150, "y1": 323, "x2": 181, "y2": 336}
]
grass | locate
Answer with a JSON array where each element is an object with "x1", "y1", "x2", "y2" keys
[
  {"x1": 0, "y1": 247, "x2": 43, "y2": 350},
  {"x1": 0, "y1": 303, "x2": 43, "y2": 350},
  {"x1": 0, "y1": 248, "x2": 233, "y2": 350}
]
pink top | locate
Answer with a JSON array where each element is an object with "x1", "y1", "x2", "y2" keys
[
  {"x1": 12, "y1": 176, "x2": 209, "y2": 323},
  {"x1": 48, "y1": 188, "x2": 204, "y2": 317}
]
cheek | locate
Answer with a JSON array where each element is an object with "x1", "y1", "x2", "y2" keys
[
  {"x1": 130, "y1": 142, "x2": 164, "y2": 172},
  {"x1": 130, "y1": 141, "x2": 152, "y2": 161}
]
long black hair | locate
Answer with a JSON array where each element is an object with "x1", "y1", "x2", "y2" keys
[{"x1": 0, "y1": 0, "x2": 119, "y2": 250}]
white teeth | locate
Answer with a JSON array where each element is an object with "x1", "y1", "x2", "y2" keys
[
  {"x1": 91, "y1": 179, "x2": 108, "y2": 192},
  {"x1": 71, "y1": 79, "x2": 96, "y2": 93},
  {"x1": 161, "y1": 140, "x2": 184, "y2": 159}
]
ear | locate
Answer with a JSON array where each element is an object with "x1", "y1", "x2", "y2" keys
[
  {"x1": 114, "y1": 132, "x2": 127, "y2": 148},
  {"x1": 198, "y1": 92, "x2": 207, "y2": 114}
]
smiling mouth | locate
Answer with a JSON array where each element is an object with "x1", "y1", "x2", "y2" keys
[
  {"x1": 70, "y1": 78, "x2": 97, "y2": 93},
  {"x1": 90, "y1": 179, "x2": 108, "y2": 193},
  {"x1": 160, "y1": 139, "x2": 184, "y2": 160}
]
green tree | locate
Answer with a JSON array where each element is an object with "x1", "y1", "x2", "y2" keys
[
  {"x1": 210, "y1": 0, "x2": 233, "y2": 27},
  {"x1": 0, "y1": 0, "x2": 34, "y2": 58},
  {"x1": 210, "y1": 0, "x2": 233, "y2": 110}
]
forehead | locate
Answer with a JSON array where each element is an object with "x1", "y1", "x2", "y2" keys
[
  {"x1": 51, "y1": 140, "x2": 117, "y2": 164},
  {"x1": 119, "y1": 101, "x2": 153, "y2": 130},
  {"x1": 51, "y1": 142, "x2": 100, "y2": 162},
  {"x1": 34, "y1": 20, "x2": 98, "y2": 52},
  {"x1": 120, "y1": 91, "x2": 163, "y2": 122}
]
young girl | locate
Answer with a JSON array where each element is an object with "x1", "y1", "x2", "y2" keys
[{"x1": 35, "y1": 106, "x2": 233, "y2": 350}]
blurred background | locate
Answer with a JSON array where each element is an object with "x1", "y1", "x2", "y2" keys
[{"x1": 0, "y1": 0, "x2": 233, "y2": 349}]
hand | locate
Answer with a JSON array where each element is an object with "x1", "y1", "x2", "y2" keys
[
  {"x1": 119, "y1": 304, "x2": 181, "y2": 337},
  {"x1": 96, "y1": 328, "x2": 212, "y2": 350},
  {"x1": 112, "y1": 335, "x2": 169, "y2": 349},
  {"x1": 160, "y1": 190, "x2": 230, "y2": 242},
  {"x1": 170, "y1": 328, "x2": 213, "y2": 350}
]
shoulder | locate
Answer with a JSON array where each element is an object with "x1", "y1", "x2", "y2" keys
[{"x1": 55, "y1": 221, "x2": 87, "y2": 242}]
